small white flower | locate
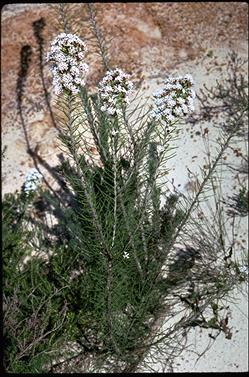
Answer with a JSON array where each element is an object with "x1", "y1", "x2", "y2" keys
[
  {"x1": 116, "y1": 85, "x2": 123, "y2": 92},
  {"x1": 153, "y1": 89, "x2": 164, "y2": 97},
  {"x1": 184, "y1": 74, "x2": 194, "y2": 84},
  {"x1": 152, "y1": 113, "x2": 161, "y2": 121},
  {"x1": 58, "y1": 61, "x2": 68, "y2": 71},
  {"x1": 166, "y1": 98, "x2": 176, "y2": 107},
  {"x1": 164, "y1": 83, "x2": 173, "y2": 90},
  {"x1": 187, "y1": 104, "x2": 195, "y2": 112},
  {"x1": 74, "y1": 76, "x2": 83, "y2": 85},
  {"x1": 71, "y1": 86, "x2": 80, "y2": 94},
  {"x1": 181, "y1": 104, "x2": 189, "y2": 114},
  {"x1": 177, "y1": 97, "x2": 185, "y2": 105},
  {"x1": 111, "y1": 130, "x2": 119, "y2": 137},
  {"x1": 174, "y1": 82, "x2": 182, "y2": 90},
  {"x1": 107, "y1": 107, "x2": 116, "y2": 115},
  {"x1": 69, "y1": 46, "x2": 77, "y2": 54},
  {"x1": 79, "y1": 62, "x2": 89, "y2": 72},
  {"x1": 105, "y1": 86, "x2": 113, "y2": 93},
  {"x1": 123, "y1": 251, "x2": 130, "y2": 259},
  {"x1": 54, "y1": 84, "x2": 63, "y2": 95},
  {"x1": 164, "y1": 108, "x2": 172, "y2": 115},
  {"x1": 239, "y1": 265, "x2": 248, "y2": 274},
  {"x1": 167, "y1": 113, "x2": 176, "y2": 122},
  {"x1": 71, "y1": 65, "x2": 80, "y2": 75},
  {"x1": 174, "y1": 106, "x2": 183, "y2": 116},
  {"x1": 189, "y1": 89, "x2": 196, "y2": 99},
  {"x1": 155, "y1": 98, "x2": 164, "y2": 105},
  {"x1": 158, "y1": 144, "x2": 165, "y2": 154},
  {"x1": 107, "y1": 97, "x2": 115, "y2": 104},
  {"x1": 55, "y1": 52, "x2": 67, "y2": 63}
]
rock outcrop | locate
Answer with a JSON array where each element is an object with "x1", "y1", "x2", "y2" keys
[{"x1": 1, "y1": 3, "x2": 248, "y2": 193}]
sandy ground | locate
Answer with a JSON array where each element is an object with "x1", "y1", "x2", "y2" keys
[
  {"x1": 132, "y1": 46, "x2": 248, "y2": 372},
  {"x1": 1, "y1": 3, "x2": 248, "y2": 373}
]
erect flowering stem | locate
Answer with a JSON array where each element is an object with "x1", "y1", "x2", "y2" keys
[
  {"x1": 62, "y1": 94, "x2": 111, "y2": 260},
  {"x1": 140, "y1": 222, "x2": 148, "y2": 263},
  {"x1": 120, "y1": 198, "x2": 144, "y2": 279},
  {"x1": 59, "y1": 3, "x2": 69, "y2": 33},
  {"x1": 121, "y1": 104, "x2": 136, "y2": 147},
  {"x1": 119, "y1": 125, "x2": 176, "y2": 261},
  {"x1": 106, "y1": 259, "x2": 122, "y2": 355},
  {"x1": 119, "y1": 120, "x2": 155, "y2": 196},
  {"x1": 111, "y1": 132, "x2": 118, "y2": 250},
  {"x1": 86, "y1": 3, "x2": 110, "y2": 71},
  {"x1": 80, "y1": 87, "x2": 109, "y2": 166}
]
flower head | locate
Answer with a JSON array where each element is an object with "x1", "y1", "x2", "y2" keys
[
  {"x1": 47, "y1": 33, "x2": 89, "y2": 95},
  {"x1": 151, "y1": 74, "x2": 195, "y2": 124},
  {"x1": 23, "y1": 168, "x2": 42, "y2": 194},
  {"x1": 98, "y1": 68, "x2": 133, "y2": 116}
]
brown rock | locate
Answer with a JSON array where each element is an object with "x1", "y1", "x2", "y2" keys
[{"x1": 1, "y1": 3, "x2": 248, "y2": 194}]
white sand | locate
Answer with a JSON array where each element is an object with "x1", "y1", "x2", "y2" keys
[{"x1": 136, "y1": 45, "x2": 248, "y2": 372}]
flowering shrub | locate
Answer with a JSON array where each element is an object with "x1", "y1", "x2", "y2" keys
[
  {"x1": 98, "y1": 68, "x2": 134, "y2": 115},
  {"x1": 46, "y1": 33, "x2": 89, "y2": 95},
  {"x1": 151, "y1": 75, "x2": 195, "y2": 123},
  {"x1": 3, "y1": 4, "x2": 248, "y2": 374}
]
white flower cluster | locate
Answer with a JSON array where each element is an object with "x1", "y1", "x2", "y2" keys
[
  {"x1": 238, "y1": 265, "x2": 248, "y2": 274},
  {"x1": 151, "y1": 74, "x2": 195, "y2": 123},
  {"x1": 47, "y1": 33, "x2": 89, "y2": 95},
  {"x1": 98, "y1": 68, "x2": 133, "y2": 116},
  {"x1": 23, "y1": 168, "x2": 42, "y2": 193}
]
